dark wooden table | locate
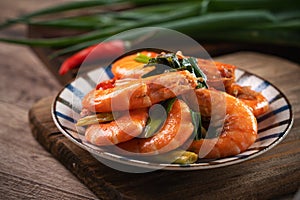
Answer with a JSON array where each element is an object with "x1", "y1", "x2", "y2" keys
[
  {"x1": 0, "y1": 1, "x2": 97, "y2": 199},
  {"x1": 1, "y1": 1, "x2": 299, "y2": 199}
]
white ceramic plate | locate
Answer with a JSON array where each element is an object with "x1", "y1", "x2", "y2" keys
[{"x1": 52, "y1": 66, "x2": 293, "y2": 170}]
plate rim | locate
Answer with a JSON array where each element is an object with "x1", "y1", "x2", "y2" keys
[{"x1": 51, "y1": 68, "x2": 294, "y2": 171}]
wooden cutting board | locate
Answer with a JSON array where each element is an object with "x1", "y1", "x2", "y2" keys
[{"x1": 29, "y1": 52, "x2": 300, "y2": 199}]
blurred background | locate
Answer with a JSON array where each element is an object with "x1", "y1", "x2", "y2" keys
[{"x1": 1, "y1": 0, "x2": 299, "y2": 85}]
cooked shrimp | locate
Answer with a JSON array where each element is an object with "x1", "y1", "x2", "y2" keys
[
  {"x1": 111, "y1": 51, "x2": 157, "y2": 79},
  {"x1": 85, "y1": 108, "x2": 148, "y2": 146},
  {"x1": 117, "y1": 99, "x2": 194, "y2": 155},
  {"x1": 186, "y1": 89, "x2": 257, "y2": 159},
  {"x1": 197, "y1": 58, "x2": 236, "y2": 91},
  {"x1": 82, "y1": 70, "x2": 198, "y2": 112},
  {"x1": 112, "y1": 52, "x2": 236, "y2": 90},
  {"x1": 227, "y1": 84, "x2": 269, "y2": 117}
]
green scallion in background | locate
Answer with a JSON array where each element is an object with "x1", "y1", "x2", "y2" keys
[{"x1": 0, "y1": 0, "x2": 299, "y2": 57}]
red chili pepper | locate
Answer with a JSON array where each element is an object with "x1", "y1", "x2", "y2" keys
[
  {"x1": 59, "y1": 39, "x2": 128, "y2": 75},
  {"x1": 96, "y1": 78, "x2": 116, "y2": 90}
]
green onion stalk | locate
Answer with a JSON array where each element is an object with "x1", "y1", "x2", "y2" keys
[{"x1": 0, "y1": 0, "x2": 299, "y2": 55}]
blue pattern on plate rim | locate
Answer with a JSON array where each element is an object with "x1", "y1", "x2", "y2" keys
[{"x1": 51, "y1": 67, "x2": 294, "y2": 170}]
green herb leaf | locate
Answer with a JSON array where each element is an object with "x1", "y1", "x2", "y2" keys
[
  {"x1": 142, "y1": 53, "x2": 208, "y2": 88},
  {"x1": 134, "y1": 53, "x2": 151, "y2": 63},
  {"x1": 140, "y1": 98, "x2": 176, "y2": 138},
  {"x1": 190, "y1": 110, "x2": 203, "y2": 140},
  {"x1": 76, "y1": 112, "x2": 114, "y2": 126},
  {"x1": 149, "y1": 150, "x2": 198, "y2": 164},
  {"x1": 186, "y1": 57, "x2": 208, "y2": 88}
]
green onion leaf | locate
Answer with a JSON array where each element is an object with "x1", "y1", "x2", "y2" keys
[
  {"x1": 76, "y1": 112, "x2": 114, "y2": 126},
  {"x1": 149, "y1": 150, "x2": 198, "y2": 164},
  {"x1": 140, "y1": 98, "x2": 176, "y2": 138},
  {"x1": 186, "y1": 57, "x2": 208, "y2": 88},
  {"x1": 190, "y1": 110, "x2": 203, "y2": 140},
  {"x1": 134, "y1": 53, "x2": 151, "y2": 63}
]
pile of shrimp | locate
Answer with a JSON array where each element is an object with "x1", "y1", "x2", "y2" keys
[{"x1": 77, "y1": 50, "x2": 269, "y2": 161}]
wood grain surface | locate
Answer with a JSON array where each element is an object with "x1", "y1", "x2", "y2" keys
[
  {"x1": 1, "y1": 1, "x2": 299, "y2": 199},
  {"x1": 29, "y1": 52, "x2": 300, "y2": 200},
  {"x1": 0, "y1": 1, "x2": 97, "y2": 199}
]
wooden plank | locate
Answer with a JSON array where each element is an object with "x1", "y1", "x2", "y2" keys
[
  {"x1": 0, "y1": 43, "x2": 98, "y2": 198},
  {"x1": 0, "y1": 6, "x2": 97, "y2": 196},
  {"x1": 29, "y1": 52, "x2": 300, "y2": 199}
]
